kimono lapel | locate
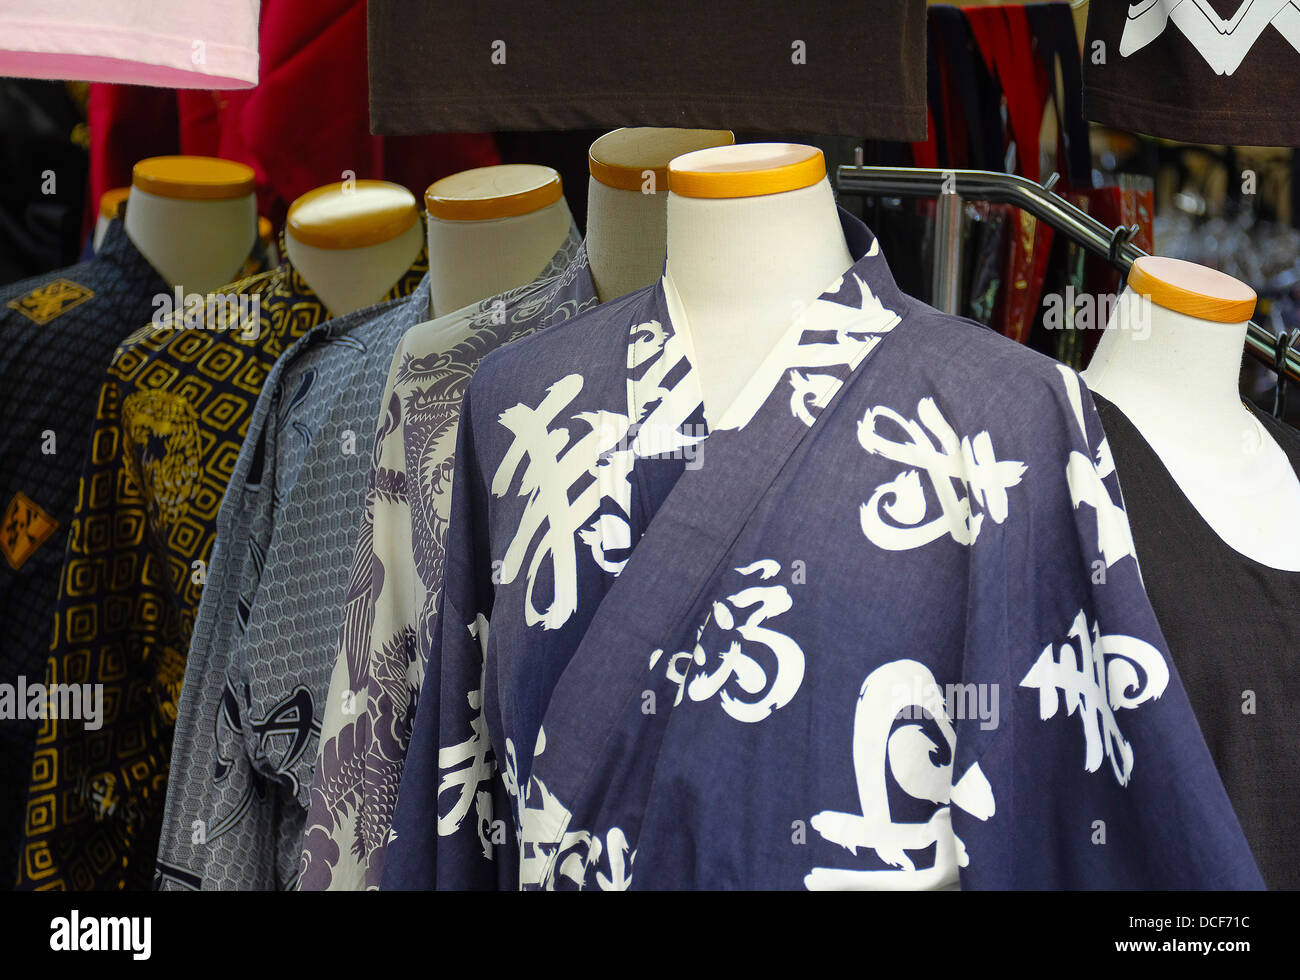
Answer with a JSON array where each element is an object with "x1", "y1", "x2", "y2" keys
[{"x1": 516, "y1": 212, "x2": 913, "y2": 870}]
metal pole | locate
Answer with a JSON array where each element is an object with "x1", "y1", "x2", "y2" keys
[
  {"x1": 836, "y1": 165, "x2": 1300, "y2": 386},
  {"x1": 932, "y1": 190, "x2": 963, "y2": 314}
]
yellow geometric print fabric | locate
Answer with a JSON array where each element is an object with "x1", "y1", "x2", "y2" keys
[{"x1": 17, "y1": 251, "x2": 428, "y2": 890}]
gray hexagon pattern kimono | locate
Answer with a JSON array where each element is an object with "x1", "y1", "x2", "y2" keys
[{"x1": 382, "y1": 209, "x2": 1264, "y2": 890}]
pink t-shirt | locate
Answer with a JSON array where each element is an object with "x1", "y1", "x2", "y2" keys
[{"x1": 0, "y1": 0, "x2": 259, "y2": 89}]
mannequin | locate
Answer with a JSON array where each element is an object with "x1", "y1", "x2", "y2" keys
[
  {"x1": 585, "y1": 127, "x2": 734, "y2": 302},
  {"x1": 124, "y1": 156, "x2": 258, "y2": 294},
  {"x1": 284, "y1": 180, "x2": 424, "y2": 317},
  {"x1": 1082, "y1": 255, "x2": 1300, "y2": 570},
  {"x1": 93, "y1": 186, "x2": 129, "y2": 252},
  {"x1": 424, "y1": 165, "x2": 572, "y2": 317},
  {"x1": 663, "y1": 143, "x2": 852, "y2": 428}
]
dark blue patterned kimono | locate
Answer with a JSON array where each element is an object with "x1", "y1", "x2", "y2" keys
[{"x1": 383, "y1": 210, "x2": 1263, "y2": 890}]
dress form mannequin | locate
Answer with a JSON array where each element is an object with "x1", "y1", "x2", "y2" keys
[
  {"x1": 1083, "y1": 256, "x2": 1300, "y2": 570},
  {"x1": 93, "y1": 186, "x2": 129, "y2": 251},
  {"x1": 123, "y1": 156, "x2": 258, "y2": 294},
  {"x1": 284, "y1": 180, "x2": 424, "y2": 317},
  {"x1": 585, "y1": 127, "x2": 734, "y2": 302},
  {"x1": 663, "y1": 143, "x2": 853, "y2": 428},
  {"x1": 424, "y1": 164, "x2": 573, "y2": 317}
]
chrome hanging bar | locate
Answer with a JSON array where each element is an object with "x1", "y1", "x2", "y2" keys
[{"x1": 836, "y1": 165, "x2": 1300, "y2": 386}]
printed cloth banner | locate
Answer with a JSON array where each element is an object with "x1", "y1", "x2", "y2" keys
[{"x1": 1085, "y1": 0, "x2": 1300, "y2": 145}]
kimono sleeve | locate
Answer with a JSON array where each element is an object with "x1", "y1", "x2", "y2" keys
[
  {"x1": 381, "y1": 385, "x2": 503, "y2": 890},
  {"x1": 20, "y1": 364, "x2": 178, "y2": 891},
  {"x1": 950, "y1": 365, "x2": 1264, "y2": 890}
]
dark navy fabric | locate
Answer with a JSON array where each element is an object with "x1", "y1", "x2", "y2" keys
[
  {"x1": 0, "y1": 220, "x2": 167, "y2": 885},
  {"x1": 383, "y1": 210, "x2": 1263, "y2": 891}
]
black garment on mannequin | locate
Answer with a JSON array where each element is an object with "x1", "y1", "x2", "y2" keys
[
  {"x1": 1094, "y1": 393, "x2": 1300, "y2": 890},
  {"x1": 367, "y1": 1, "x2": 927, "y2": 139}
]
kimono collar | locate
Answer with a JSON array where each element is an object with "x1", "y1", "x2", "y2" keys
[
  {"x1": 633, "y1": 208, "x2": 909, "y2": 440},
  {"x1": 453, "y1": 221, "x2": 593, "y2": 333},
  {"x1": 537, "y1": 222, "x2": 586, "y2": 283},
  {"x1": 381, "y1": 219, "x2": 585, "y2": 336},
  {"x1": 833, "y1": 205, "x2": 910, "y2": 316}
]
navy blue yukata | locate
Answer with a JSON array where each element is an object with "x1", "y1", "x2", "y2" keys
[{"x1": 382, "y1": 209, "x2": 1263, "y2": 890}]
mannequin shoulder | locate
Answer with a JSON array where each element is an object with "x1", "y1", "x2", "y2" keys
[
  {"x1": 862, "y1": 305, "x2": 1103, "y2": 443},
  {"x1": 905, "y1": 305, "x2": 1086, "y2": 391}
]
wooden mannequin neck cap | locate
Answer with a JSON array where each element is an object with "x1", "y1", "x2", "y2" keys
[
  {"x1": 588, "y1": 128, "x2": 735, "y2": 192},
  {"x1": 99, "y1": 186, "x2": 130, "y2": 219},
  {"x1": 425, "y1": 165, "x2": 563, "y2": 221},
  {"x1": 1127, "y1": 255, "x2": 1257, "y2": 324},
  {"x1": 287, "y1": 180, "x2": 418, "y2": 250},
  {"x1": 667, "y1": 143, "x2": 826, "y2": 199},
  {"x1": 132, "y1": 156, "x2": 255, "y2": 201}
]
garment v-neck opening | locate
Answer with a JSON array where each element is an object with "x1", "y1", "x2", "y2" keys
[
  {"x1": 1094, "y1": 392, "x2": 1300, "y2": 579},
  {"x1": 658, "y1": 269, "x2": 868, "y2": 437},
  {"x1": 653, "y1": 270, "x2": 906, "y2": 439}
]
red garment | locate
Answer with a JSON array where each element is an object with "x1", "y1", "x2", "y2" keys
[
  {"x1": 85, "y1": 84, "x2": 180, "y2": 236},
  {"x1": 964, "y1": 5, "x2": 1054, "y2": 344},
  {"x1": 86, "y1": 0, "x2": 498, "y2": 238},
  {"x1": 963, "y1": 5, "x2": 1047, "y2": 182}
]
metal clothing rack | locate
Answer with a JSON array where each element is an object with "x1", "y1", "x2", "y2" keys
[{"x1": 835, "y1": 165, "x2": 1300, "y2": 386}]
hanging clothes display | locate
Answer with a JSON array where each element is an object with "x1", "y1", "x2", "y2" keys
[
  {"x1": 967, "y1": 4, "x2": 1055, "y2": 345},
  {"x1": 380, "y1": 208, "x2": 1262, "y2": 890},
  {"x1": 154, "y1": 244, "x2": 443, "y2": 891},
  {"x1": 1083, "y1": 0, "x2": 1300, "y2": 146},
  {"x1": 0, "y1": 0, "x2": 260, "y2": 90},
  {"x1": 299, "y1": 232, "x2": 599, "y2": 891},
  {"x1": 0, "y1": 0, "x2": 1295, "y2": 908},
  {"x1": 366, "y1": 1, "x2": 928, "y2": 139},
  {"x1": 15, "y1": 243, "x2": 427, "y2": 891},
  {"x1": 83, "y1": 0, "x2": 500, "y2": 237}
]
